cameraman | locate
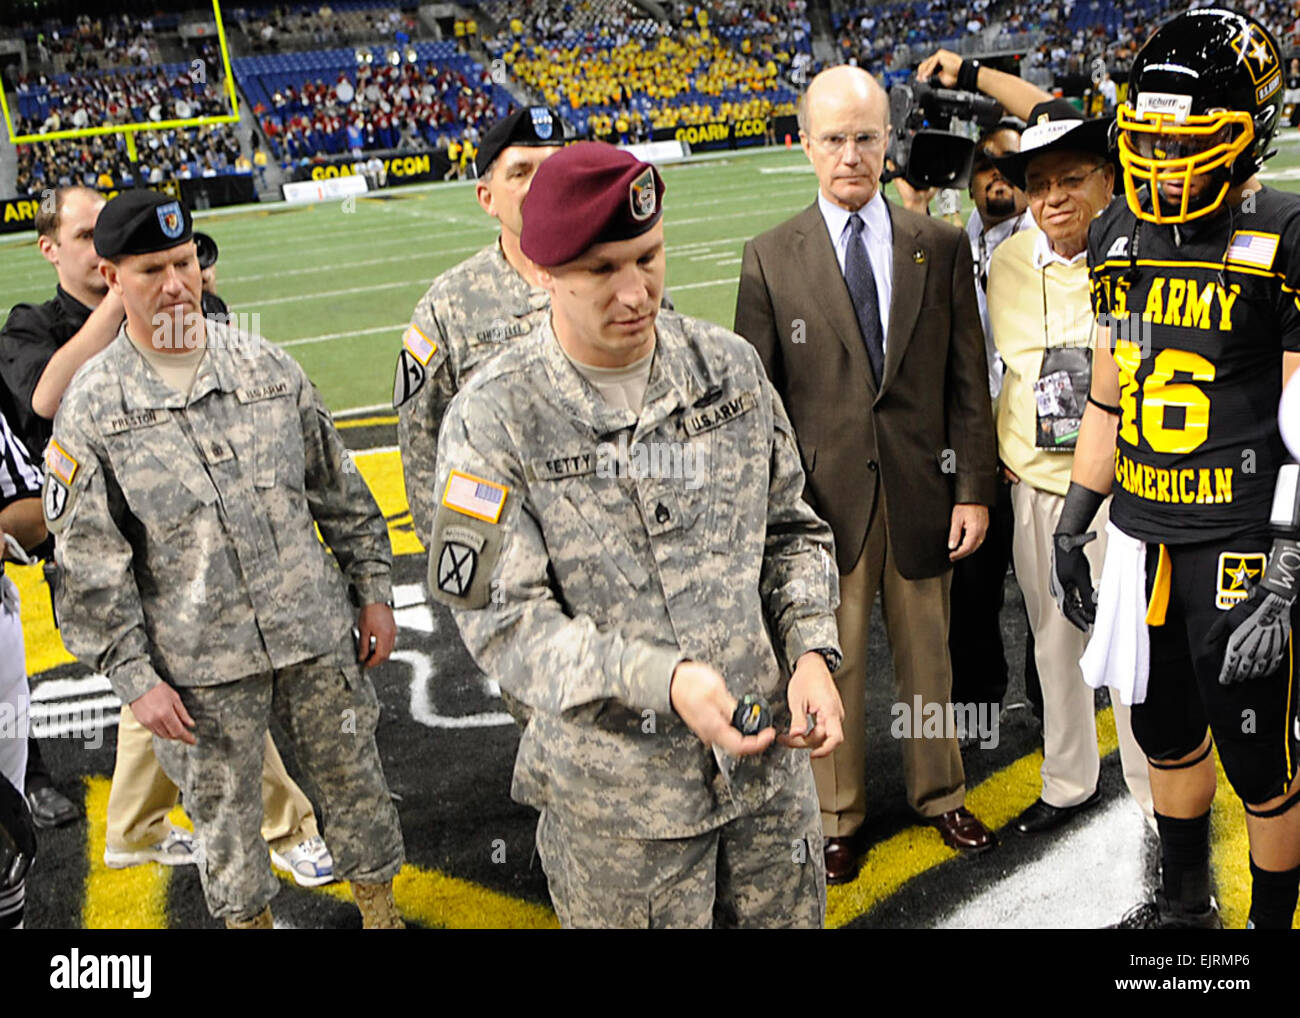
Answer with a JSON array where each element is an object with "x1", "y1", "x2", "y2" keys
[{"x1": 913, "y1": 51, "x2": 1051, "y2": 726}]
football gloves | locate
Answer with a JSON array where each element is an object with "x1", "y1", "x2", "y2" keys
[
  {"x1": 1050, "y1": 482, "x2": 1106, "y2": 632},
  {"x1": 1207, "y1": 538, "x2": 1300, "y2": 685}
]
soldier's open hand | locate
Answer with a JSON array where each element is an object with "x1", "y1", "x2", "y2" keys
[
  {"x1": 130, "y1": 683, "x2": 196, "y2": 745},
  {"x1": 780, "y1": 652, "x2": 845, "y2": 757},
  {"x1": 670, "y1": 660, "x2": 775, "y2": 757}
]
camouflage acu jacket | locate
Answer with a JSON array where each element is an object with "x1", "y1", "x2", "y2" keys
[
  {"x1": 44, "y1": 323, "x2": 392, "y2": 705},
  {"x1": 429, "y1": 310, "x2": 841, "y2": 838},
  {"x1": 394, "y1": 241, "x2": 549, "y2": 547}
]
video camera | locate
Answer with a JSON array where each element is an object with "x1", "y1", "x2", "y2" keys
[{"x1": 885, "y1": 79, "x2": 1003, "y2": 190}]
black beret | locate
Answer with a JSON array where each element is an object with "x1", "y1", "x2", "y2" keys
[
  {"x1": 194, "y1": 231, "x2": 219, "y2": 269},
  {"x1": 94, "y1": 189, "x2": 193, "y2": 259},
  {"x1": 475, "y1": 106, "x2": 569, "y2": 178}
]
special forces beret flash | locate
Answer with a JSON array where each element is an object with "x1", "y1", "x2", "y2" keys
[
  {"x1": 519, "y1": 142, "x2": 666, "y2": 268},
  {"x1": 94, "y1": 189, "x2": 193, "y2": 259},
  {"x1": 474, "y1": 106, "x2": 570, "y2": 178}
]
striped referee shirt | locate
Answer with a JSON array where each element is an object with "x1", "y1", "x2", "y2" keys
[{"x1": 0, "y1": 408, "x2": 41, "y2": 510}]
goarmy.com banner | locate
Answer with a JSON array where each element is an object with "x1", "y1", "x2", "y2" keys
[
  {"x1": 290, "y1": 150, "x2": 453, "y2": 185},
  {"x1": 651, "y1": 115, "x2": 796, "y2": 152}
]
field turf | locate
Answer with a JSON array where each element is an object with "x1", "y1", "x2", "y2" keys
[{"x1": 4, "y1": 139, "x2": 1300, "y2": 929}]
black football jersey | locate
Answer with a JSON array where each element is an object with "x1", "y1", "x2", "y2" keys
[{"x1": 1088, "y1": 185, "x2": 1300, "y2": 544}]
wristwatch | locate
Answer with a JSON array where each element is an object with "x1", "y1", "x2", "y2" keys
[{"x1": 809, "y1": 647, "x2": 842, "y2": 673}]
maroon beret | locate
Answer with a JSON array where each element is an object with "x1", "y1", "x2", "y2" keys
[{"x1": 520, "y1": 142, "x2": 665, "y2": 267}]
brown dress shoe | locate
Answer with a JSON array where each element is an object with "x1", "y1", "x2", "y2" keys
[
  {"x1": 824, "y1": 836, "x2": 860, "y2": 884},
  {"x1": 931, "y1": 807, "x2": 996, "y2": 852}
]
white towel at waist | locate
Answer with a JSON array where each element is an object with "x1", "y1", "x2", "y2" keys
[{"x1": 1080, "y1": 521, "x2": 1149, "y2": 706}]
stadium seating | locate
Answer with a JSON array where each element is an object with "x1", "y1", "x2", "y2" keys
[{"x1": 235, "y1": 43, "x2": 512, "y2": 158}]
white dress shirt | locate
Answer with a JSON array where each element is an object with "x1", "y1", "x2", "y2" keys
[{"x1": 818, "y1": 190, "x2": 892, "y2": 349}]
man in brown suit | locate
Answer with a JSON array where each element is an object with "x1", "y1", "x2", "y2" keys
[{"x1": 734, "y1": 65, "x2": 998, "y2": 882}]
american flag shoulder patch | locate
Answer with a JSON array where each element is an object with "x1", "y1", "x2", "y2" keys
[
  {"x1": 442, "y1": 470, "x2": 508, "y2": 523},
  {"x1": 1226, "y1": 230, "x2": 1280, "y2": 270},
  {"x1": 45, "y1": 440, "x2": 79, "y2": 486},
  {"x1": 403, "y1": 323, "x2": 437, "y2": 365}
]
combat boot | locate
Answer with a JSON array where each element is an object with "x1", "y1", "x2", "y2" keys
[
  {"x1": 352, "y1": 879, "x2": 404, "y2": 929},
  {"x1": 225, "y1": 906, "x2": 273, "y2": 929}
]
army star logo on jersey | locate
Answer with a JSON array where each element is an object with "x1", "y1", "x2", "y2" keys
[
  {"x1": 437, "y1": 541, "x2": 478, "y2": 597},
  {"x1": 1216, "y1": 552, "x2": 1267, "y2": 609}
]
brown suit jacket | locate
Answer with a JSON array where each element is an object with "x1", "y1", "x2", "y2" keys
[{"x1": 734, "y1": 198, "x2": 996, "y2": 579}]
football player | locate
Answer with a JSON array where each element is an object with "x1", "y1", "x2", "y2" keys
[{"x1": 1053, "y1": 7, "x2": 1300, "y2": 928}]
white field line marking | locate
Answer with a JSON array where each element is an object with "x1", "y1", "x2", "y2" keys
[{"x1": 935, "y1": 796, "x2": 1151, "y2": 930}]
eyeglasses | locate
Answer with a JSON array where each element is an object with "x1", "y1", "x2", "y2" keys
[
  {"x1": 811, "y1": 131, "x2": 887, "y2": 154},
  {"x1": 1024, "y1": 163, "x2": 1107, "y2": 199}
]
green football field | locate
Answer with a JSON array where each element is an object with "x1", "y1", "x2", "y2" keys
[{"x1": 5, "y1": 136, "x2": 1300, "y2": 413}]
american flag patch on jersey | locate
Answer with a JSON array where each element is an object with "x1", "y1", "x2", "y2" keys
[
  {"x1": 442, "y1": 470, "x2": 508, "y2": 523},
  {"x1": 1226, "y1": 231, "x2": 1279, "y2": 270},
  {"x1": 403, "y1": 324, "x2": 437, "y2": 365},
  {"x1": 45, "y1": 440, "x2": 78, "y2": 485}
]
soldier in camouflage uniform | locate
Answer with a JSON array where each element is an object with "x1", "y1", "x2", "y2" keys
[
  {"x1": 43, "y1": 190, "x2": 405, "y2": 929},
  {"x1": 429, "y1": 143, "x2": 846, "y2": 928},
  {"x1": 394, "y1": 106, "x2": 569, "y2": 547}
]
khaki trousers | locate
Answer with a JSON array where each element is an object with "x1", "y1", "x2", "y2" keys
[
  {"x1": 814, "y1": 494, "x2": 966, "y2": 836},
  {"x1": 106, "y1": 704, "x2": 319, "y2": 854},
  {"x1": 1011, "y1": 482, "x2": 1153, "y2": 819}
]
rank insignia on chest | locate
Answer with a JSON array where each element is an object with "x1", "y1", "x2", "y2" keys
[{"x1": 1216, "y1": 552, "x2": 1267, "y2": 609}]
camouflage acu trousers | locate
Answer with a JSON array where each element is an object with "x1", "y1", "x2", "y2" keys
[
  {"x1": 535, "y1": 762, "x2": 825, "y2": 929},
  {"x1": 153, "y1": 653, "x2": 404, "y2": 922}
]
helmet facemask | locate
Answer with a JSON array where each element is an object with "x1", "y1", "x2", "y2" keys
[{"x1": 1117, "y1": 99, "x2": 1254, "y2": 223}]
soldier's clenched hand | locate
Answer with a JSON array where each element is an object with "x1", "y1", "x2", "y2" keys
[
  {"x1": 780, "y1": 652, "x2": 845, "y2": 757},
  {"x1": 356, "y1": 602, "x2": 396, "y2": 668},
  {"x1": 670, "y1": 660, "x2": 775, "y2": 757},
  {"x1": 130, "y1": 683, "x2": 196, "y2": 745}
]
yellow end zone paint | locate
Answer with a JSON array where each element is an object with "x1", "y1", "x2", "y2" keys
[
  {"x1": 81, "y1": 776, "x2": 175, "y2": 929},
  {"x1": 828, "y1": 707, "x2": 1122, "y2": 929},
  {"x1": 353, "y1": 448, "x2": 424, "y2": 556},
  {"x1": 336, "y1": 415, "x2": 399, "y2": 430},
  {"x1": 275, "y1": 865, "x2": 559, "y2": 929},
  {"x1": 11, "y1": 561, "x2": 75, "y2": 674}
]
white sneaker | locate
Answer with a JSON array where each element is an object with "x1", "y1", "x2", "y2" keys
[
  {"x1": 270, "y1": 834, "x2": 335, "y2": 887},
  {"x1": 104, "y1": 828, "x2": 197, "y2": 869}
]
